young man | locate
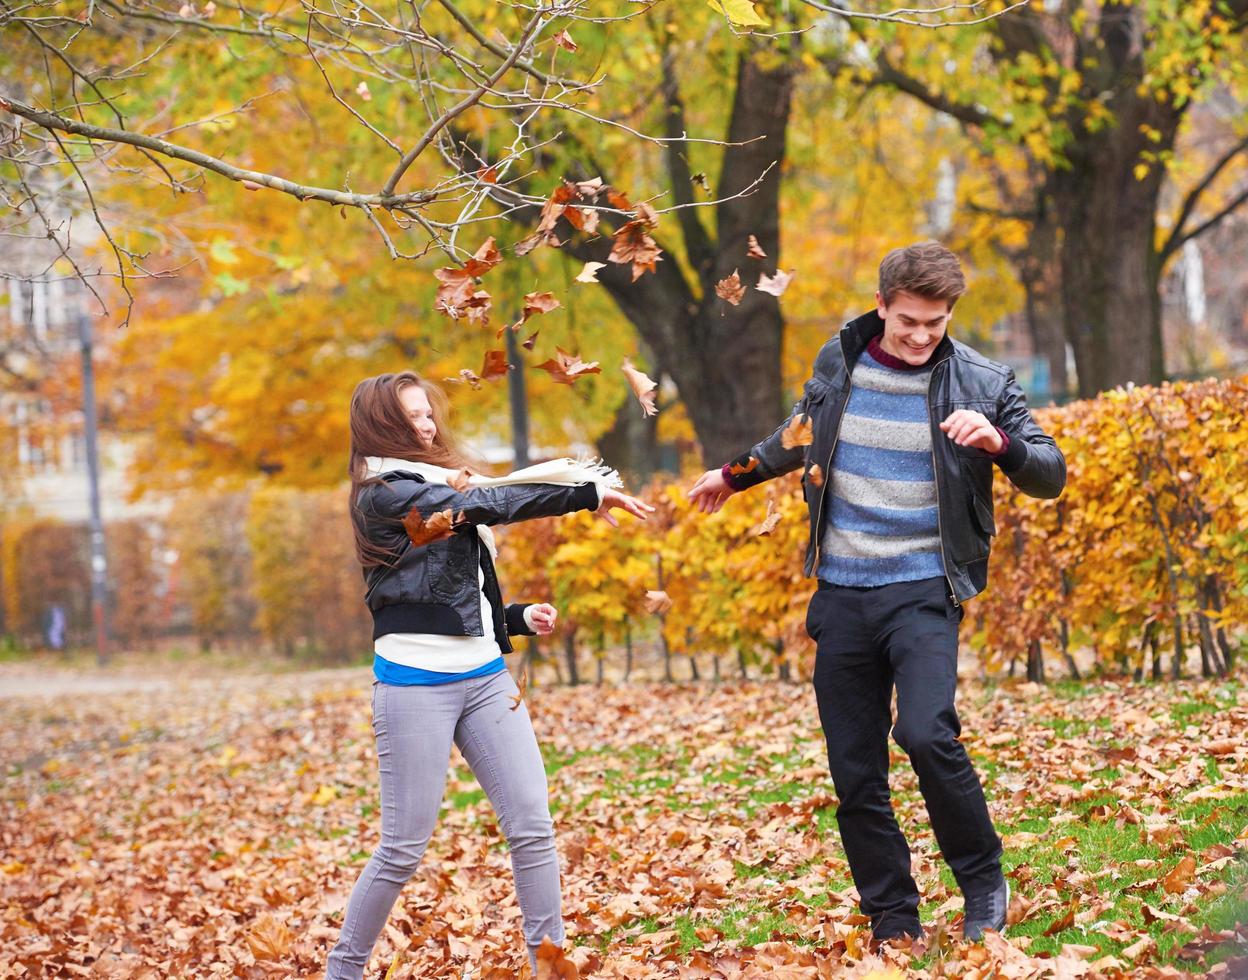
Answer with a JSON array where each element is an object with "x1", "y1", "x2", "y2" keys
[{"x1": 688, "y1": 242, "x2": 1065, "y2": 943}]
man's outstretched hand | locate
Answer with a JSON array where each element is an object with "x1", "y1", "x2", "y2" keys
[
  {"x1": 687, "y1": 468, "x2": 735, "y2": 514},
  {"x1": 939, "y1": 410, "x2": 1004, "y2": 454}
]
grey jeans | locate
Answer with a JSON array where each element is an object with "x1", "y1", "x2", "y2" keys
[{"x1": 325, "y1": 669, "x2": 563, "y2": 979}]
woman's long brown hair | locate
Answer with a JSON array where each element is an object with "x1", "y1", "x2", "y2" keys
[{"x1": 348, "y1": 372, "x2": 476, "y2": 567}]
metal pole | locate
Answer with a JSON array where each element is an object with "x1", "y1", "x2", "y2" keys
[
  {"x1": 76, "y1": 311, "x2": 110, "y2": 665},
  {"x1": 504, "y1": 323, "x2": 530, "y2": 467}
]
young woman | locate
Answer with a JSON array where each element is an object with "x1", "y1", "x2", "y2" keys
[{"x1": 326, "y1": 371, "x2": 652, "y2": 979}]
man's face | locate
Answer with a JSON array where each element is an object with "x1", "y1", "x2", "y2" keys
[{"x1": 876, "y1": 290, "x2": 952, "y2": 367}]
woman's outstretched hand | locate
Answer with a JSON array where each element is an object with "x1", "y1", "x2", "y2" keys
[
  {"x1": 687, "y1": 468, "x2": 734, "y2": 514},
  {"x1": 595, "y1": 488, "x2": 656, "y2": 527},
  {"x1": 527, "y1": 603, "x2": 558, "y2": 635}
]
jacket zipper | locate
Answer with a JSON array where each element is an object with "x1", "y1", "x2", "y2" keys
[
  {"x1": 811, "y1": 346, "x2": 853, "y2": 572},
  {"x1": 927, "y1": 354, "x2": 960, "y2": 607}
]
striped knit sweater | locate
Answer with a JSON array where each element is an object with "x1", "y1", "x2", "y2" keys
[{"x1": 816, "y1": 340, "x2": 945, "y2": 587}]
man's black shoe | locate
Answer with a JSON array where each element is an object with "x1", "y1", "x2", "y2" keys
[
  {"x1": 872, "y1": 921, "x2": 923, "y2": 942},
  {"x1": 963, "y1": 877, "x2": 1009, "y2": 941}
]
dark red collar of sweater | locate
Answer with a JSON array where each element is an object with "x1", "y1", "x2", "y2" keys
[{"x1": 866, "y1": 334, "x2": 932, "y2": 372}]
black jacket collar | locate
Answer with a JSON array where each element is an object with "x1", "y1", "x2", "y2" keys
[{"x1": 840, "y1": 309, "x2": 955, "y2": 371}]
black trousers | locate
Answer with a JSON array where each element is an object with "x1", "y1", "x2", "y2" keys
[{"x1": 808, "y1": 576, "x2": 1002, "y2": 936}]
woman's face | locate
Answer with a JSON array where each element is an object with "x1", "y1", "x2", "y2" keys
[{"x1": 398, "y1": 383, "x2": 437, "y2": 448}]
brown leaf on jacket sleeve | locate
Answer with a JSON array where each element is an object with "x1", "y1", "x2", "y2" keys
[
  {"x1": 728, "y1": 456, "x2": 759, "y2": 477},
  {"x1": 403, "y1": 507, "x2": 462, "y2": 548},
  {"x1": 781, "y1": 414, "x2": 814, "y2": 449},
  {"x1": 807, "y1": 463, "x2": 824, "y2": 488}
]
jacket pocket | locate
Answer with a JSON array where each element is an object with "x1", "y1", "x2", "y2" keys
[
  {"x1": 970, "y1": 491, "x2": 996, "y2": 537},
  {"x1": 428, "y1": 534, "x2": 471, "y2": 602}
]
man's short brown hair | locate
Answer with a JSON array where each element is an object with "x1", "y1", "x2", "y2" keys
[{"x1": 878, "y1": 241, "x2": 967, "y2": 309}]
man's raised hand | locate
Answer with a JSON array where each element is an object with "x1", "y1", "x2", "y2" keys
[
  {"x1": 595, "y1": 488, "x2": 656, "y2": 528},
  {"x1": 687, "y1": 468, "x2": 735, "y2": 515},
  {"x1": 939, "y1": 409, "x2": 1004, "y2": 454}
]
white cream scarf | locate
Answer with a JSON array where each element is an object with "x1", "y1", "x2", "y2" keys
[{"x1": 363, "y1": 456, "x2": 621, "y2": 558}]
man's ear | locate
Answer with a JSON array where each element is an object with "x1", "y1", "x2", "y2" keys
[{"x1": 875, "y1": 290, "x2": 887, "y2": 317}]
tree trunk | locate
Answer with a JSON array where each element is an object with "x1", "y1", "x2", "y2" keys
[
  {"x1": 623, "y1": 618, "x2": 634, "y2": 683},
  {"x1": 1026, "y1": 639, "x2": 1045, "y2": 683},
  {"x1": 564, "y1": 632, "x2": 580, "y2": 687},
  {"x1": 1014, "y1": 200, "x2": 1069, "y2": 400}
]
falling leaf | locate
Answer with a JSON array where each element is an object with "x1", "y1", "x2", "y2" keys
[
  {"x1": 434, "y1": 266, "x2": 491, "y2": 325},
  {"x1": 749, "y1": 499, "x2": 781, "y2": 537},
  {"x1": 480, "y1": 349, "x2": 510, "y2": 382},
  {"x1": 807, "y1": 463, "x2": 824, "y2": 488},
  {"x1": 757, "y1": 269, "x2": 795, "y2": 297},
  {"x1": 356, "y1": 80, "x2": 371, "y2": 102},
  {"x1": 247, "y1": 915, "x2": 293, "y2": 961},
  {"x1": 621, "y1": 359, "x2": 658, "y2": 418},
  {"x1": 535, "y1": 348, "x2": 602, "y2": 385},
  {"x1": 746, "y1": 235, "x2": 767, "y2": 259},
  {"x1": 522, "y1": 331, "x2": 539, "y2": 351},
  {"x1": 534, "y1": 936, "x2": 580, "y2": 979},
  {"x1": 552, "y1": 29, "x2": 577, "y2": 52},
  {"x1": 463, "y1": 237, "x2": 503, "y2": 278},
  {"x1": 715, "y1": 270, "x2": 745, "y2": 306},
  {"x1": 644, "y1": 590, "x2": 672, "y2": 614},
  {"x1": 443, "y1": 368, "x2": 483, "y2": 390},
  {"x1": 447, "y1": 468, "x2": 473, "y2": 492},
  {"x1": 728, "y1": 456, "x2": 759, "y2": 477},
  {"x1": 1162, "y1": 854, "x2": 1197, "y2": 893},
  {"x1": 402, "y1": 507, "x2": 462, "y2": 548},
  {"x1": 177, "y1": 2, "x2": 194, "y2": 16},
  {"x1": 780, "y1": 414, "x2": 814, "y2": 449},
  {"x1": 607, "y1": 188, "x2": 633, "y2": 211},
  {"x1": 576, "y1": 261, "x2": 607, "y2": 284},
  {"x1": 608, "y1": 221, "x2": 663, "y2": 281},
  {"x1": 690, "y1": 172, "x2": 710, "y2": 193},
  {"x1": 201, "y1": 0, "x2": 216, "y2": 15},
  {"x1": 476, "y1": 166, "x2": 499, "y2": 184},
  {"x1": 1043, "y1": 902, "x2": 1077, "y2": 936},
  {"x1": 574, "y1": 177, "x2": 604, "y2": 198},
  {"x1": 520, "y1": 291, "x2": 561, "y2": 325},
  {"x1": 509, "y1": 668, "x2": 528, "y2": 712}
]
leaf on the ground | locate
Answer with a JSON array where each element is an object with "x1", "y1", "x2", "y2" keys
[
  {"x1": 608, "y1": 221, "x2": 662, "y2": 281},
  {"x1": 621, "y1": 359, "x2": 658, "y2": 418},
  {"x1": 247, "y1": 915, "x2": 293, "y2": 961},
  {"x1": 749, "y1": 499, "x2": 781, "y2": 537},
  {"x1": 746, "y1": 234, "x2": 766, "y2": 259},
  {"x1": 757, "y1": 269, "x2": 795, "y2": 297},
  {"x1": 715, "y1": 269, "x2": 745, "y2": 306},
  {"x1": 534, "y1": 936, "x2": 579, "y2": 979},
  {"x1": 1162, "y1": 854, "x2": 1197, "y2": 893},
  {"x1": 480, "y1": 349, "x2": 510, "y2": 381},
  {"x1": 535, "y1": 348, "x2": 601, "y2": 385},
  {"x1": 781, "y1": 414, "x2": 814, "y2": 449},
  {"x1": 644, "y1": 590, "x2": 672, "y2": 614},
  {"x1": 403, "y1": 507, "x2": 462, "y2": 548},
  {"x1": 510, "y1": 669, "x2": 528, "y2": 712},
  {"x1": 575, "y1": 261, "x2": 607, "y2": 284},
  {"x1": 1044, "y1": 902, "x2": 1077, "y2": 936}
]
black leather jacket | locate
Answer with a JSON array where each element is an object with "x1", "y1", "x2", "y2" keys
[
  {"x1": 355, "y1": 472, "x2": 599, "y2": 648},
  {"x1": 726, "y1": 310, "x2": 1066, "y2": 603}
]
